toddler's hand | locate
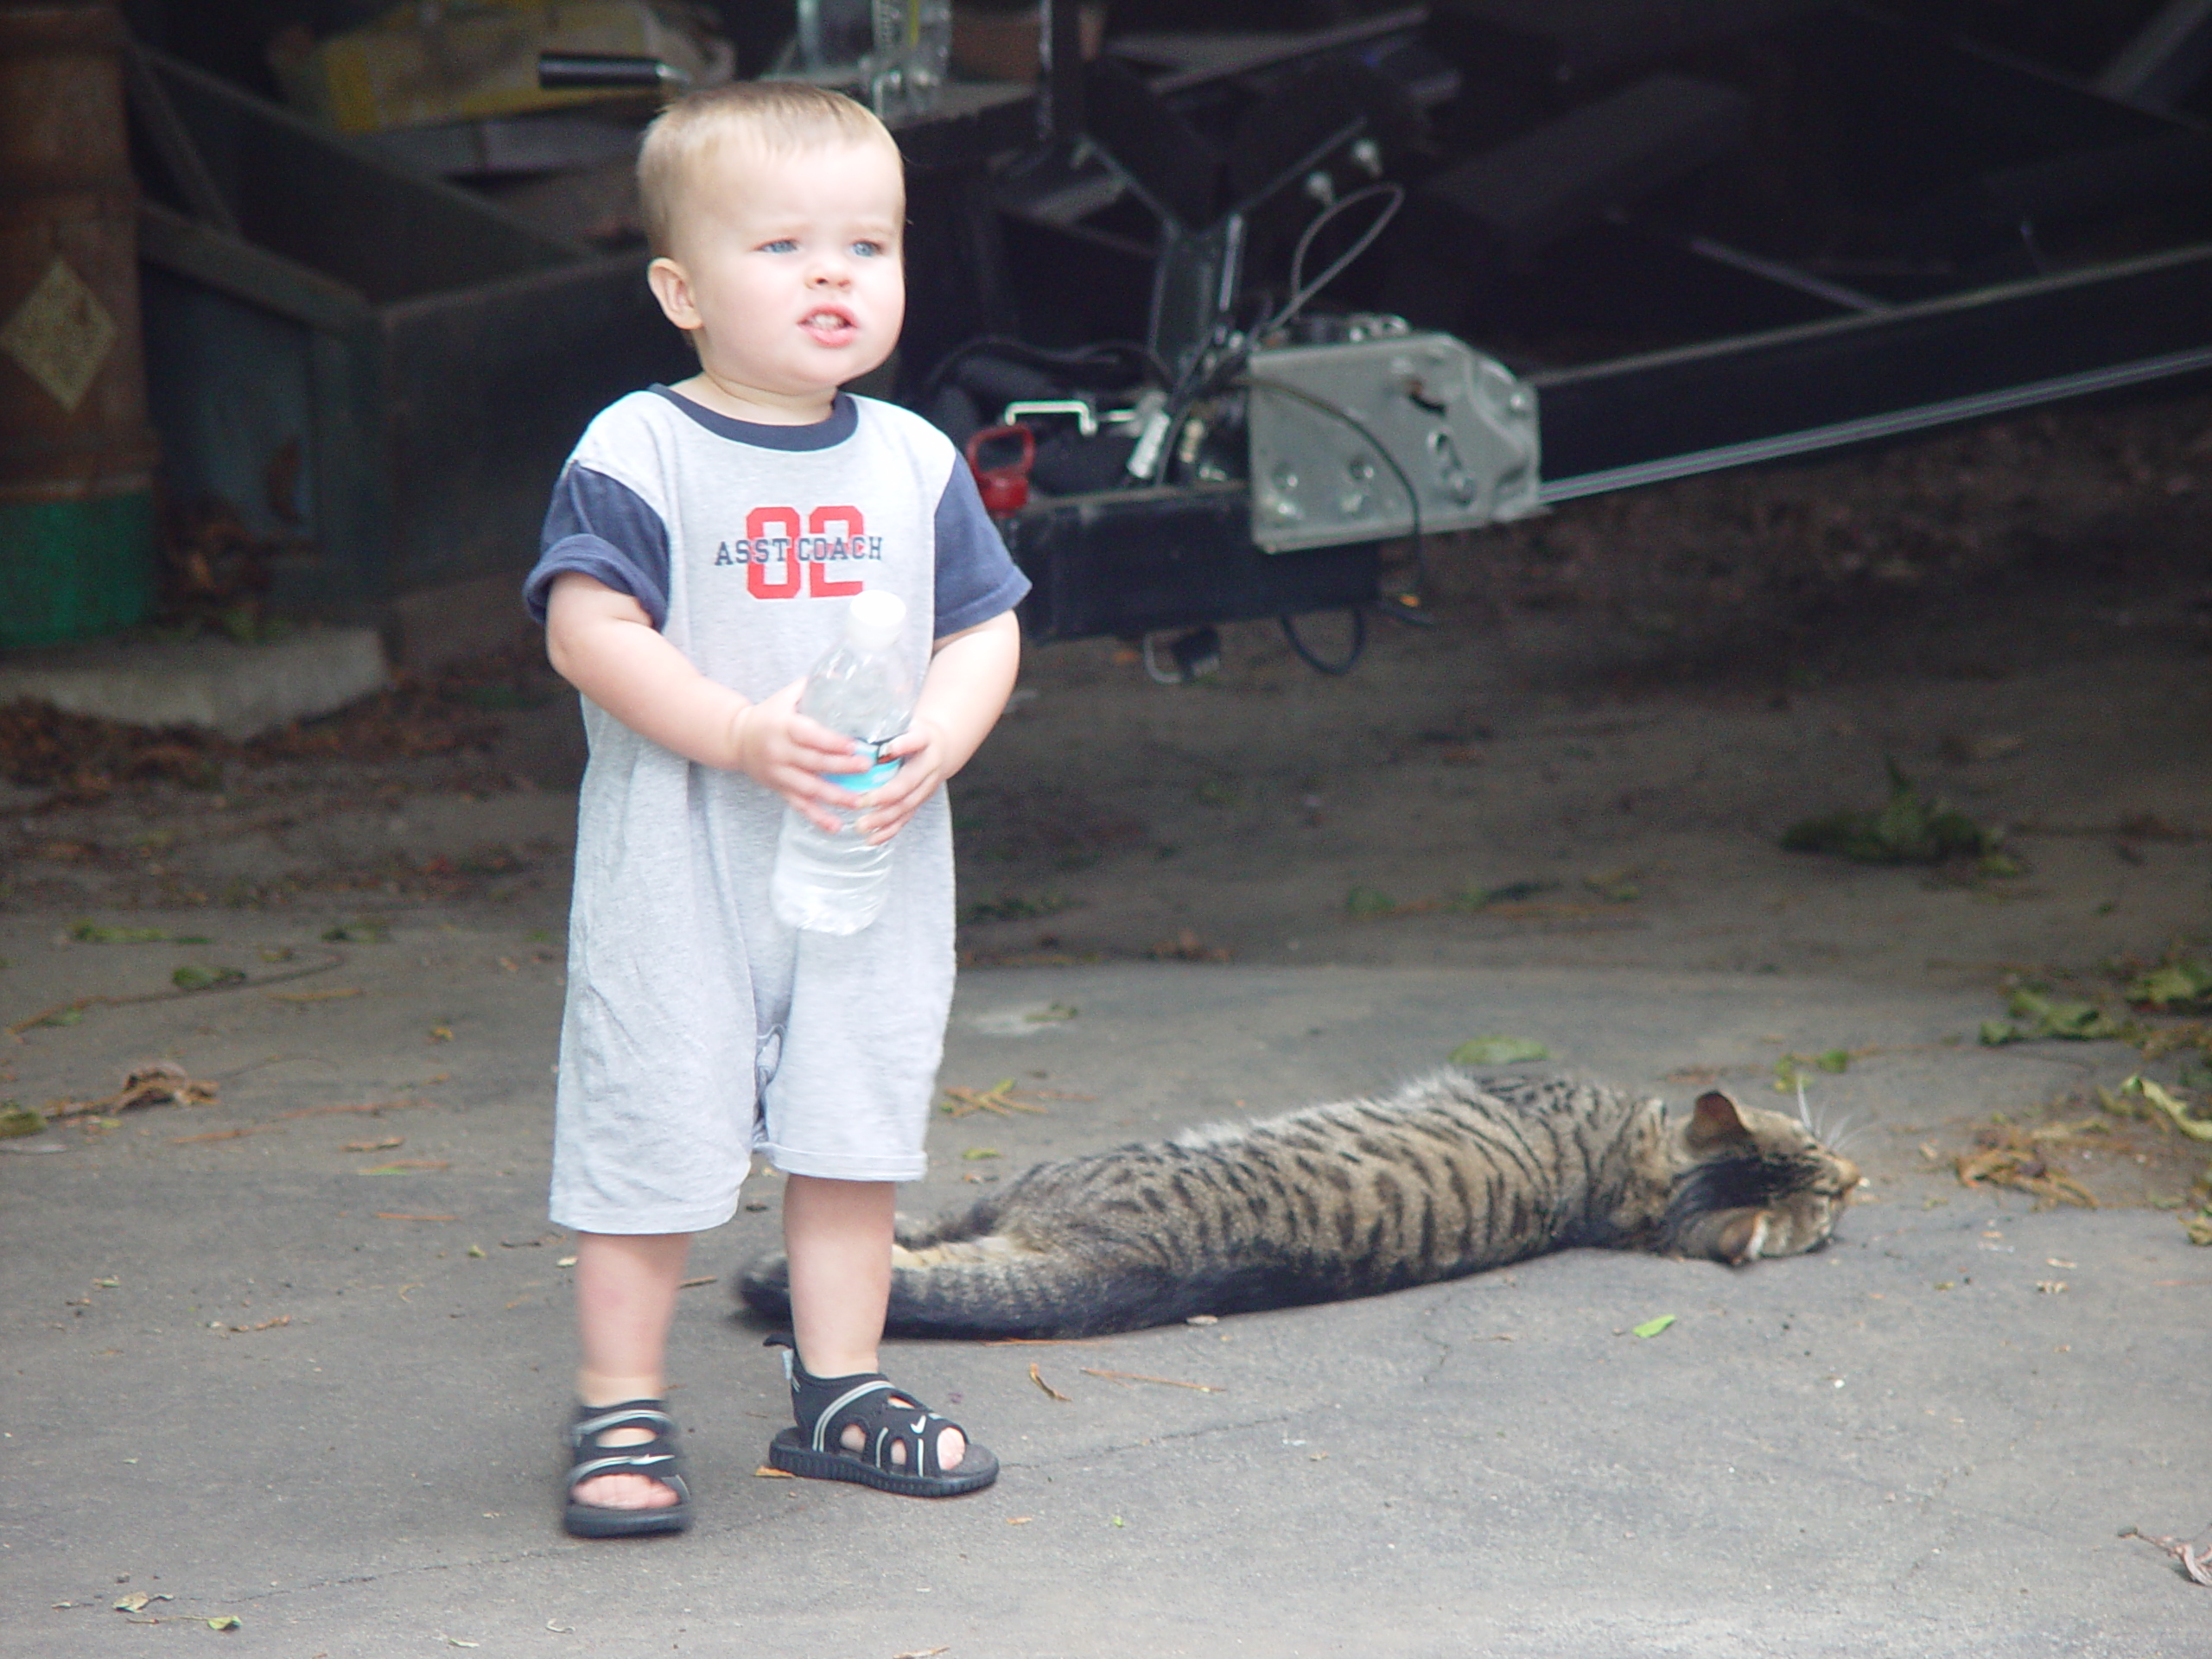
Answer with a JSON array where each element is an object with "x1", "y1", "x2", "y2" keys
[
  {"x1": 854, "y1": 719, "x2": 950, "y2": 844},
  {"x1": 732, "y1": 681, "x2": 874, "y2": 831}
]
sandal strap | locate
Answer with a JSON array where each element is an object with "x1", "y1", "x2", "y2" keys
[
  {"x1": 764, "y1": 1332, "x2": 963, "y2": 1478},
  {"x1": 566, "y1": 1400, "x2": 689, "y2": 1500},
  {"x1": 569, "y1": 1449, "x2": 689, "y2": 1494},
  {"x1": 570, "y1": 1401, "x2": 677, "y2": 1447},
  {"x1": 804, "y1": 1377, "x2": 899, "y2": 1453}
]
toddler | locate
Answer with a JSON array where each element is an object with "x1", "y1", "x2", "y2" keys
[{"x1": 523, "y1": 79, "x2": 1028, "y2": 1536}]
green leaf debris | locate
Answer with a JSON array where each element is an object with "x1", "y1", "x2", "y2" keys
[{"x1": 1782, "y1": 760, "x2": 1994, "y2": 864}]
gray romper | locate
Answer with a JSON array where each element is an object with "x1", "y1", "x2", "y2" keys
[{"x1": 524, "y1": 387, "x2": 1028, "y2": 1233}]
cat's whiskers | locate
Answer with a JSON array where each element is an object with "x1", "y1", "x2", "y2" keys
[
  {"x1": 1791, "y1": 1083, "x2": 1866, "y2": 1157},
  {"x1": 1814, "y1": 1103, "x2": 1865, "y2": 1154}
]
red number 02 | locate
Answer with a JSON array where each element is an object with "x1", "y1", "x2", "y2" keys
[
  {"x1": 806, "y1": 505, "x2": 865, "y2": 598},
  {"x1": 745, "y1": 506, "x2": 803, "y2": 600}
]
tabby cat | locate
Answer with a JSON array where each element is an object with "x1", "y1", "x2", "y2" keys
[{"x1": 736, "y1": 1071, "x2": 1863, "y2": 1339}]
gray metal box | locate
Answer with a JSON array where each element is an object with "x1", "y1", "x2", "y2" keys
[{"x1": 1245, "y1": 330, "x2": 1541, "y2": 552}]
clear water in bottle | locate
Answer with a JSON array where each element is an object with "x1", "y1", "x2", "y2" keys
[{"x1": 770, "y1": 591, "x2": 916, "y2": 935}]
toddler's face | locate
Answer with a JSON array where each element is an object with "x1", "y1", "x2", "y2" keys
[{"x1": 660, "y1": 135, "x2": 905, "y2": 412}]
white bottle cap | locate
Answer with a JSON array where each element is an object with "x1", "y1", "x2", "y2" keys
[{"x1": 843, "y1": 589, "x2": 906, "y2": 652}]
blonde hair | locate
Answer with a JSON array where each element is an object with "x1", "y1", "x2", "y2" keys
[{"x1": 638, "y1": 81, "x2": 900, "y2": 255}]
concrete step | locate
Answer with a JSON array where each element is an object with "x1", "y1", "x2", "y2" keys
[{"x1": 0, "y1": 627, "x2": 389, "y2": 741}]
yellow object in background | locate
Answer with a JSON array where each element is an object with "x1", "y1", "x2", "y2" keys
[{"x1": 270, "y1": 1, "x2": 732, "y2": 135}]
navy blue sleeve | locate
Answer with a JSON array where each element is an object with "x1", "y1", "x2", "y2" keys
[
  {"x1": 522, "y1": 465, "x2": 671, "y2": 628},
  {"x1": 932, "y1": 460, "x2": 1031, "y2": 638}
]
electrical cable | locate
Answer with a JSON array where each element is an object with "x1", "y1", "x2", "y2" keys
[
  {"x1": 1141, "y1": 182, "x2": 1407, "y2": 492},
  {"x1": 921, "y1": 336, "x2": 1171, "y2": 405},
  {"x1": 1166, "y1": 184, "x2": 1404, "y2": 413},
  {"x1": 1258, "y1": 181, "x2": 1406, "y2": 342},
  {"x1": 1278, "y1": 607, "x2": 1367, "y2": 676}
]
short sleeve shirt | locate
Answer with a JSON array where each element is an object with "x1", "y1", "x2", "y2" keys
[
  {"x1": 522, "y1": 388, "x2": 1028, "y2": 1221},
  {"x1": 524, "y1": 385, "x2": 1028, "y2": 673}
]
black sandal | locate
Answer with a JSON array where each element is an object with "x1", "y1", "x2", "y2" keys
[
  {"x1": 763, "y1": 1334, "x2": 999, "y2": 1497},
  {"x1": 563, "y1": 1399, "x2": 693, "y2": 1538}
]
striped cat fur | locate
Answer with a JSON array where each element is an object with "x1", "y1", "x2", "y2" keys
[{"x1": 736, "y1": 1070, "x2": 1864, "y2": 1339}]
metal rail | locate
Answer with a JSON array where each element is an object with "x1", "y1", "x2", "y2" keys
[{"x1": 1532, "y1": 242, "x2": 2212, "y2": 499}]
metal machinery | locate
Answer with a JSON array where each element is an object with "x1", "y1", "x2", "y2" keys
[
  {"x1": 957, "y1": 1, "x2": 2212, "y2": 671},
  {"x1": 119, "y1": 2, "x2": 2212, "y2": 665}
]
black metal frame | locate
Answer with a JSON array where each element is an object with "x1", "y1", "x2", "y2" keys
[
  {"x1": 1003, "y1": 484, "x2": 1381, "y2": 644},
  {"x1": 981, "y1": 3, "x2": 2212, "y2": 646},
  {"x1": 1534, "y1": 242, "x2": 2212, "y2": 500}
]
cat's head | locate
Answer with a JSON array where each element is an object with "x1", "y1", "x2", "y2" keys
[{"x1": 1659, "y1": 1090, "x2": 1863, "y2": 1264}]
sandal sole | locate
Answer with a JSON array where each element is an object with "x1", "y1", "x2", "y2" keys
[
  {"x1": 767, "y1": 1427, "x2": 999, "y2": 1497},
  {"x1": 563, "y1": 1498, "x2": 692, "y2": 1538}
]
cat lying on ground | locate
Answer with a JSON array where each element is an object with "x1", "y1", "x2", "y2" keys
[{"x1": 736, "y1": 1071, "x2": 1863, "y2": 1339}]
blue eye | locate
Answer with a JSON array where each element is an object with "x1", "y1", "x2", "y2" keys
[
  {"x1": 761, "y1": 238, "x2": 798, "y2": 254},
  {"x1": 852, "y1": 241, "x2": 884, "y2": 258}
]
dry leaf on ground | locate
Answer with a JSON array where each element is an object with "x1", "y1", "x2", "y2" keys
[
  {"x1": 2121, "y1": 1527, "x2": 2212, "y2": 1586},
  {"x1": 1028, "y1": 1362, "x2": 1071, "y2": 1402},
  {"x1": 939, "y1": 1077, "x2": 1083, "y2": 1117},
  {"x1": 1955, "y1": 1120, "x2": 2103, "y2": 1207},
  {"x1": 2122, "y1": 1074, "x2": 2212, "y2": 1142},
  {"x1": 51, "y1": 1062, "x2": 216, "y2": 1120}
]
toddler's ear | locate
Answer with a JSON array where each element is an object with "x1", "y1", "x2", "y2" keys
[{"x1": 647, "y1": 257, "x2": 703, "y2": 334}]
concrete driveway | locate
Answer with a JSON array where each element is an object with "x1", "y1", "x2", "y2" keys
[{"x1": 5, "y1": 919, "x2": 2205, "y2": 1658}]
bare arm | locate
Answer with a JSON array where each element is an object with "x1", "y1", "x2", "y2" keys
[
  {"x1": 542, "y1": 571, "x2": 864, "y2": 830},
  {"x1": 856, "y1": 608, "x2": 1022, "y2": 843}
]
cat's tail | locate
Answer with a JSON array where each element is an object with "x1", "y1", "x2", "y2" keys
[{"x1": 734, "y1": 1235, "x2": 1185, "y2": 1340}]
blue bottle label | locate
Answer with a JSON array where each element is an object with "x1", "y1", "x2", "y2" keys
[{"x1": 824, "y1": 742, "x2": 901, "y2": 793}]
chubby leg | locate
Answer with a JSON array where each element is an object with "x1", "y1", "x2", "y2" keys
[
  {"x1": 782, "y1": 1175, "x2": 963, "y2": 1471},
  {"x1": 571, "y1": 1230, "x2": 690, "y2": 1510}
]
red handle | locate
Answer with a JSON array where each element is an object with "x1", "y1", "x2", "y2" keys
[
  {"x1": 964, "y1": 423, "x2": 1036, "y2": 475},
  {"x1": 963, "y1": 423, "x2": 1036, "y2": 514}
]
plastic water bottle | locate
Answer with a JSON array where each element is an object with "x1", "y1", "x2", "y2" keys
[{"x1": 770, "y1": 591, "x2": 915, "y2": 935}]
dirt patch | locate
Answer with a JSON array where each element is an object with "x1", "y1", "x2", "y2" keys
[
  {"x1": 954, "y1": 780, "x2": 1149, "y2": 872},
  {"x1": 1446, "y1": 391, "x2": 2212, "y2": 666}
]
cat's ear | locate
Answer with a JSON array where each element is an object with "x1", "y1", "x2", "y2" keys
[{"x1": 1688, "y1": 1090, "x2": 1754, "y2": 1149}]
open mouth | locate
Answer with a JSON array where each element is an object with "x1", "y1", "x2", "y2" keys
[{"x1": 801, "y1": 308, "x2": 858, "y2": 343}]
